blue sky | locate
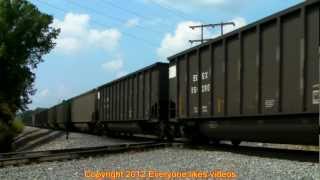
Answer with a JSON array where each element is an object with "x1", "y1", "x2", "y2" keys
[{"x1": 27, "y1": 0, "x2": 304, "y2": 109}]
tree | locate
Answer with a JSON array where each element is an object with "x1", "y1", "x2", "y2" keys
[{"x1": 0, "y1": 0, "x2": 59, "y2": 124}]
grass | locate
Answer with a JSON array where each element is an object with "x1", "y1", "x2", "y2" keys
[
  {"x1": 0, "y1": 121, "x2": 14, "y2": 152},
  {"x1": 0, "y1": 117, "x2": 25, "y2": 152},
  {"x1": 11, "y1": 117, "x2": 24, "y2": 135}
]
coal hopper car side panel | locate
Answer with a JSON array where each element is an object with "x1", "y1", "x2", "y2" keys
[
  {"x1": 200, "y1": 46, "x2": 212, "y2": 117},
  {"x1": 97, "y1": 62, "x2": 169, "y2": 135},
  {"x1": 56, "y1": 104, "x2": 65, "y2": 129},
  {"x1": 178, "y1": 56, "x2": 187, "y2": 118},
  {"x1": 138, "y1": 73, "x2": 144, "y2": 120},
  {"x1": 42, "y1": 110, "x2": 49, "y2": 128},
  {"x1": 98, "y1": 62, "x2": 169, "y2": 123},
  {"x1": 105, "y1": 86, "x2": 110, "y2": 121},
  {"x1": 56, "y1": 102, "x2": 70, "y2": 130},
  {"x1": 169, "y1": 62, "x2": 177, "y2": 120},
  {"x1": 168, "y1": 0, "x2": 319, "y2": 145},
  {"x1": 242, "y1": 29, "x2": 259, "y2": 114},
  {"x1": 226, "y1": 36, "x2": 241, "y2": 116},
  {"x1": 213, "y1": 42, "x2": 225, "y2": 116},
  {"x1": 133, "y1": 75, "x2": 139, "y2": 120},
  {"x1": 47, "y1": 106, "x2": 57, "y2": 129},
  {"x1": 188, "y1": 51, "x2": 199, "y2": 117},
  {"x1": 260, "y1": 20, "x2": 280, "y2": 114},
  {"x1": 144, "y1": 71, "x2": 151, "y2": 119},
  {"x1": 70, "y1": 90, "x2": 97, "y2": 131},
  {"x1": 306, "y1": 3, "x2": 320, "y2": 112},
  {"x1": 151, "y1": 68, "x2": 160, "y2": 119},
  {"x1": 128, "y1": 78, "x2": 133, "y2": 120},
  {"x1": 124, "y1": 78, "x2": 129, "y2": 121}
]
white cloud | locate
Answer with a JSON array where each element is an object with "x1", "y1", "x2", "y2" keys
[
  {"x1": 88, "y1": 29, "x2": 121, "y2": 51},
  {"x1": 145, "y1": 17, "x2": 165, "y2": 26},
  {"x1": 151, "y1": 0, "x2": 226, "y2": 8},
  {"x1": 56, "y1": 84, "x2": 72, "y2": 102},
  {"x1": 145, "y1": 0, "x2": 247, "y2": 12},
  {"x1": 53, "y1": 13, "x2": 89, "y2": 37},
  {"x1": 55, "y1": 37, "x2": 81, "y2": 53},
  {"x1": 38, "y1": 89, "x2": 49, "y2": 98},
  {"x1": 102, "y1": 56, "x2": 124, "y2": 72},
  {"x1": 116, "y1": 71, "x2": 128, "y2": 78},
  {"x1": 157, "y1": 17, "x2": 247, "y2": 60},
  {"x1": 29, "y1": 84, "x2": 75, "y2": 109},
  {"x1": 125, "y1": 18, "x2": 140, "y2": 27},
  {"x1": 52, "y1": 13, "x2": 121, "y2": 54},
  {"x1": 101, "y1": 56, "x2": 129, "y2": 79},
  {"x1": 157, "y1": 20, "x2": 204, "y2": 60},
  {"x1": 220, "y1": 17, "x2": 247, "y2": 35}
]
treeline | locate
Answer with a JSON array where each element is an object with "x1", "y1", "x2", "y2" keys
[{"x1": 0, "y1": 0, "x2": 59, "y2": 152}]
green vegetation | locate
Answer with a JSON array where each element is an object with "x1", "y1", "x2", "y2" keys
[
  {"x1": 0, "y1": 0, "x2": 59, "y2": 152},
  {"x1": 0, "y1": 122, "x2": 14, "y2": 152},
  {"x1": 0, "y1": 117, "x2": 25, "y2": 152},
  {"x1": 11, "y1": 117, "x2": 25, "y2": 135}
]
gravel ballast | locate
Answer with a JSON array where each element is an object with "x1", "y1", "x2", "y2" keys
[
  {"x1": 19, "y1": 126, "x2": 151, "y2": 151},
  {"x1": 0, "y1": 147, "x2": 318, "y2": 180}
]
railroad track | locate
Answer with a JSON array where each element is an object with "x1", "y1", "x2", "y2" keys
[
  {"x1": 184, "y1": 143, "x2": 319, "y2": 163},
  {"x1": 13, "y1": 128, "x2": 41, "y2": 142},
  {"x1": 0, "y1": 142, "x2": 171, "y2": 168},
  {"x1": 3, "y1": 130, "x2": 317, "y2": 168},
  {"x1": 13, "y1": 130, "x2": 61, "y2": 150}
]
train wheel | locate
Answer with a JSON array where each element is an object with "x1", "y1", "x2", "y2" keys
[
  {"x1": 209, "y1": 139, "x2": 220, "y2": 145},
  {"x1": 163, "y1": 124, "x2": 175, "y2": 141},
  {"x1": 189, "y1": 133, "x2": 210, "y2": 145},
  {"x1": 231, "y1": 140, "x2": 241, "y2": 147},
  {"x1": 93, "y1": 122, "x2": 104, "y2": 135},
  {"x1": 157, "y1": 122, "x2": 166, "y2": 140}
]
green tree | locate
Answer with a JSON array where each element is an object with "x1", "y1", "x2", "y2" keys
[
  {"x1": 0, "y1": 0, "x2": 59, "y2": 120},
  {"x1": 0, "y1": 0, "x2": 59, "y2": 151}
]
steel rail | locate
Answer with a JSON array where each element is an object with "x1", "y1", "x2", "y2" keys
[{"x1": 0, "y1": 142, "x2": 171, "y2": 167}]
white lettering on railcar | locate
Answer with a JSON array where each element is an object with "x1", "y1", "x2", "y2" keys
[
  {"x1": 202, "y1": 106, "x2": 208, "y2": 113},
  {"x1": 169, "y1": 65, "x2": 176, "y2": 79},
  {"x1": 128, "y1": 110, "x2": 132, "y2": 118},
  {"x1": 193, "y1": 106, "x2": 198, "y2": 113},
  {"x1": 312, "y1": 84, "x2": 320, "y2": 104},
  {"x1": 192, "y1": 74, "x2": 198, "y2": 82},
  {"x1": 191, "y1": 86, "x2": 198, "y2": 94},
  {"x1": 208, "y1": 121, "x2": 218, "y2": 128},
  {"x1": 264, "y1": 99, "x2": 275, "y2": 108},
  {"x1": 97, "y1": 92, "x2": 100, "y2": 100},
  {"x1": 201, "y1": 84, "x2": 210, "y2": 93},
  {"x1": 201, "y1": 72, "x2": 209, "y2": 80}
]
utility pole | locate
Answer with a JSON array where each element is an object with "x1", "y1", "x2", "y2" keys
[{"x1": 189, "y1": 22, "x2": 236, "y2": 44}]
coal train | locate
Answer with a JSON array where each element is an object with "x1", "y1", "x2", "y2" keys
[{"x1": 30, "y1": 0, "x2": 319, "y2": 145}]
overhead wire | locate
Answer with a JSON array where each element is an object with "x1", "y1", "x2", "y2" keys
[
  {"x1": 66, "y1": 0, "x2": 164, "y2": 34},
  {"x1": 147, "y1": 0, "x2": 189, "y2": 20},
  {"x1": 34, "y1": 0, "x2": 159, "y2": 48},
  {"x1": 98, "y1": 0, "x2": 173, "y2": 27},
  {"x1": 147, "y1": 0, "x2": 207, "y2": 23}
]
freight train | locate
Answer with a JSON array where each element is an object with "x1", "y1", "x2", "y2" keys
[{"x1": 29, "y1": 0, "x2": 319, "y2": 145}]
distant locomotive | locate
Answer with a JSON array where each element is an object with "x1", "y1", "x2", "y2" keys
[{"x1": 31, "y1": 0, "x2": 319, "y2": 145}]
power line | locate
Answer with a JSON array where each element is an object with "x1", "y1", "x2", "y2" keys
[
  {"x1": 66, "y1": 0, "x2": 164, "y2": 34},
  {"x1": 103, "y1": 0, "x2": 144, "y2": 17},
  {"x1": 189, "y1": 22, "x2": 235, "y2": 44},
  {"x1": 97, "y1": 0, "x2": 173, "y2": 27},
  {"x1": 34, "y1": 0, "x2": 158, "y2": 48},
  {"x1": 147, "y1": 0, "x2": 188, "y2": 20},
  {"x1": 147, "y1": 0, "x2": 207, "y2": 23}
]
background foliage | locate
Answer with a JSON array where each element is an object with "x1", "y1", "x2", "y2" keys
[{"x1": 0, "y1": 0, "x2": 59, "y2": 151}]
